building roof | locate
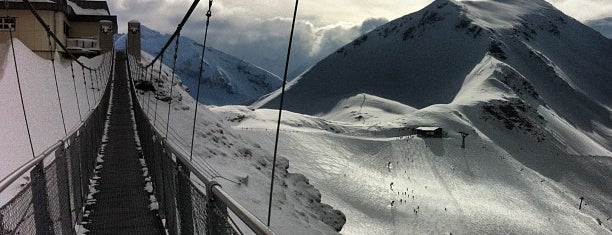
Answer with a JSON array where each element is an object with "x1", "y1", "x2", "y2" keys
[
  {"x1": 68, "y1": 0, "x2": 110, "y2": 16},
  {"x1": 3, "y1": 0, "x2": 116, "y2": 25},
  {"x1": 416, "y1": 127, "x2": 441, "y2": 131}
]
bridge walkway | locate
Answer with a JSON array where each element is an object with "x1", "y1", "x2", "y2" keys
[{"x1": 84, "y1": 52, "x2": 164, "y2": 234}]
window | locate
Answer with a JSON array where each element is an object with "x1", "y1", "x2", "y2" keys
[
  {"x1": 64, "y1": 22, "x2": 70, "y2": 37},
  {"x1": 0, "y1": 17, "x2": 15, "y2": 31}
]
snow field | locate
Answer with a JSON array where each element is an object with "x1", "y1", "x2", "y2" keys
[
  {"x1": 0, "y1": 40, "x2": 110, "y2": 206},
  {"x1": 129, "y1": 52, "x2": 345, "y2": 234},
  {"x1": 224, "y1": 105, "x2": 611, "y2": 234}
]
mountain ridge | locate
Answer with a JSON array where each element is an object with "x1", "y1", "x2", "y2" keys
[
  {"x1": 587, "y1": 17, "x2": 612, "y2": 39},
  {"x1": 139, "y1": 26, "x2": 283, "y2": 106},
  {"x1": 255, "y1": 0, "x2": 612, "y2": 113},
  {"x1": 247, "y1": 1, "x2": 612, "y2": 232}
]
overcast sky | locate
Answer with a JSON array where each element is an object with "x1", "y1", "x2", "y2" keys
[{"x1": 109, "y1": 0, "x2": 611, "y2": 76}]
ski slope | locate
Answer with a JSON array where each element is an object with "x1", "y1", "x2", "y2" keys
[
  {"x1": 215, "y1": 100, "x2": 612, "y2": 234},
  {"x1": 245, "y1": 1, "x2": 612, "y2": 232},
  {"x1": 130, "y1": 52, "x2": 346, "y2": 234}
]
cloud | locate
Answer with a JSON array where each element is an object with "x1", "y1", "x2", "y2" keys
[
  {"x1": 545, "y1": 0, "x2": 612, "y2": 21},
  {"x1": 201, "y1": 17, "x2": 389, "y2": 76},
  {"x1": 108, "y1": 0, "x2": 411, "y2": 76},
  {"x1": 109, "y1": 0, "x2": 611, "y2": 76}
]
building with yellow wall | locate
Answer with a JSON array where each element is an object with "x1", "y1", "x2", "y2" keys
[{"x1": 0, "y1": 0, "x2": 117, "y2": 59}]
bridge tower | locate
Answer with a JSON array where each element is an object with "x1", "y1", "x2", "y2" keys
[{"x1": 127, "y1": 20, "x2": 141, "y2": 61}]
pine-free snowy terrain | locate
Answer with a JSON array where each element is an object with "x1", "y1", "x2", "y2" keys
[
  {"x1": 0, "y1": 40, "x2": 108, "y2": 205},
  {"x1": 240, "y1": 0, "x2": 612, "y2": 233},
  {"x1": 3, "y1": 0, "x2": 611, "y2": 233},
  {"x1": 130, "y1": 52, "x2": 345, "y2": 234},
  {"x1": 0, "y1": 40, "x2": 345, "y2": 233},
  {"x1": 136, "y1": 26, "x2": 282, "y2": 106}
]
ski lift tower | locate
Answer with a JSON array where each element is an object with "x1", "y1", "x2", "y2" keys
[{"x1": 459, "y1": 131, "x2": 469, "y2": 149}]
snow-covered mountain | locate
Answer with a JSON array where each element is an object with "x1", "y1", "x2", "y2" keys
[
  {"x1": 242, "y1": 0, "x2": 612, "y2": 233},
  {"x1": 587, "y1": 17, "x2": 612, "y2": 39},
  {"x1": 254, "y1": 0, "x2": 612, "y2": 153},
  {"x1": 140, "y1": 26, "x2": 282, "y2": 106},
  {"x1": 132, "y1": 52, "x2": 345, "y2": 234},
  {"x1": 256, "y1": 0, "x2": 611, "y2": 114}
]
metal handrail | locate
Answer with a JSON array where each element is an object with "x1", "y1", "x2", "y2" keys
[
  {"x1": 163, "y1": 137, "x2": 274, "y2": 235},
  {"x1": 212, "y1": 186, "x2": 273, "y2": 235},
  {"x1": 0, "y1": 141, "x2": 62, "y2": 193},
  {"x1": 0, "y1": 50, "x2": 114, "y2": 194},
  {"x1": 126, "y1": 55, "x2": 276, "y2": 235}
]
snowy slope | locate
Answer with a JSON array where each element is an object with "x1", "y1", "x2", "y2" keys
[
  {"x1": 216, "y1": 58, "x2": 612, "y2": 233},
  {"x1": 237, "y1": 0, "x2": 612, "y2": 233},
  {"x1": 132, "y1": 52, "x2": 345, "y2": 234},
  {"x1": 255, "y1": 0, "x2": 612, "y2": 113},
  {"x1": 140, "y1": 26, "x2": 282, "y2": 106},
  {"x1": 216, "y1": 112, "x2": 612, "y2": 234},
  {"x1": 587, "y1": 17, "x2": 612, "y2": 39},
  {"x1": 254, "y1": 0, "x2": 612, "y2": 154},
  {"x1": 0, "y1": 40, "x2": 108, "y2": 205}
]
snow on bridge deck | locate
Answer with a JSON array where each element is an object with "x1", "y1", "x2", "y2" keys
[{"x1": 83, "y1": 52, "x2": 164, "y2": 234}]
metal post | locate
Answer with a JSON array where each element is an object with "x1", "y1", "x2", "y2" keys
[
  {"x1": 164, "y1": 154, "x2": 178, "y2": 235},
  {"x1": 89, "y1": 121, "x2": 96, "y2": 175},
  {"x1": 207, "y1": 189, "x2": 231, "y2": 235},
  {"x1": 31, "y1": 162, "x2": 53, "y2": 234},
  {"x1": 79, "y1": 124, "x2": 90, "y2": 201},
  {"x1": 55, "y1": 142, "x2": 75, "y2": 235},
  {"x1": 176, "y1": 160, "x2": 193, "y2": 235},
  {"x1": 69, "y1": 134, "x2": 83, "y2": 224},
  {"x1": 153, "y1": 137, "x2": 166, "y2": 218},
  {"x1": 0, "y1": 213, "x2": 4, "y2": 234}
]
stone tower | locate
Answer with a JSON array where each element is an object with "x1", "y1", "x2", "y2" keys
[{"x1": 127, "y1": 20, "x2": 141, "y2": 61}]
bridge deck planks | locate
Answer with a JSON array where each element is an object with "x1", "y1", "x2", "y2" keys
[{"x1": 84, "y1": 52, "x2": 164, "y2": 234}]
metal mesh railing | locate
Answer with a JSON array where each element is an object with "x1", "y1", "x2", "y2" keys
[
  {"x1": 126, "y1": 54, "x2": 272, "y2": 235},
  {"x1": 0, "y1": 51, "x2": 114, "y2": 235}
]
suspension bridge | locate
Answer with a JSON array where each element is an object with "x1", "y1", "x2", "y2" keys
[{"x1": 0, "y1": 0, "x2": 301, "y2": 234}]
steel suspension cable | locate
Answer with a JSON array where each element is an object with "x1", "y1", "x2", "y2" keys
[
  {"x1": 147, "y1": 65, "x2": 154, "y2": 115},
  {"x1": 69, "y1": 60, "x2": 83, "y2": 120},
  {"x1": 81, "y1": 65, "x2": 91, "y2": 110},
  {"x1": 89, "y1": 69, "x2": 97, "y2": 104},
  {"x1": 94, "y1": 69, "x2": 100, "y2": 99},
  {"x1": 47, "y1": 34, "x2": 67, "y2": 135},
  {"x1": 95, "y1": 70, "x2": 101, "y2": 94},
  {"x1": 153, "y1": 54, "x2": 164, "y2": 126},
  {"x1": 143, "y1": 0, "x2": 205, "y2": 68},
  {"x1": 189, "y1": 0, "x2": 214, "y2": 161},
  {"x1": 267, "y1": 0, "x2": 299, "y2": 227},
  {"x1": 165, "y1": 34, "x2": 181, "y2": 138},
  {"x1": 4, "y1": 0, "x2": 35, "y2": 159}
]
